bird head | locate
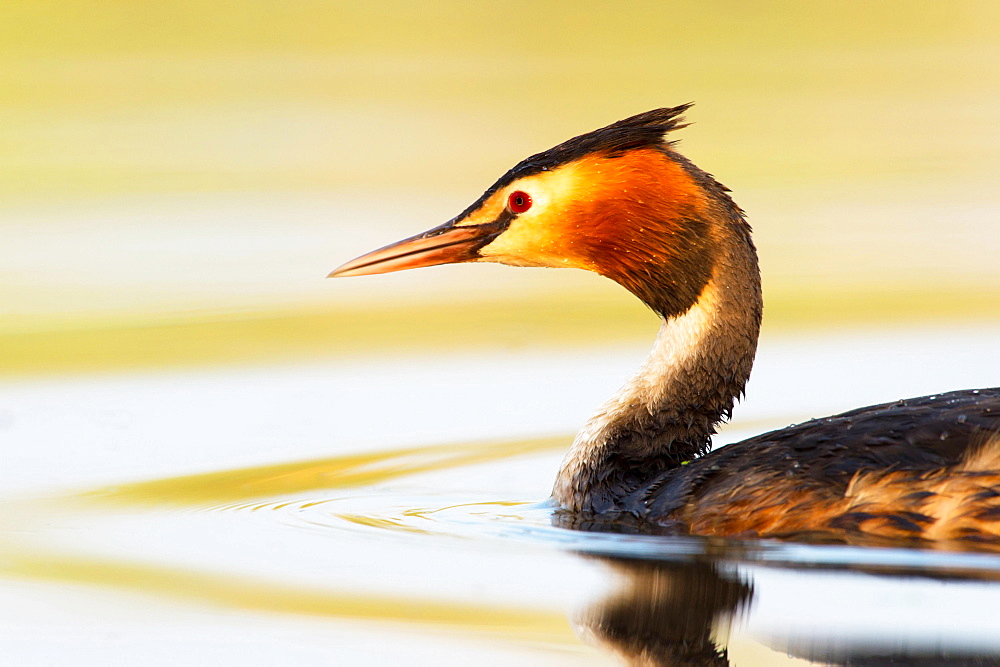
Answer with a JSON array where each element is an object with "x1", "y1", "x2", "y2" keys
[{"x1": 331, "y1": 105, "x2": 736, "y2": 318}]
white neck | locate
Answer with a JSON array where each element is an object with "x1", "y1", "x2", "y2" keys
[
  {"x1": 552, "y1": 234, "x2": 761, "y2": 514},
  {"x1": 577, "y1": 280, "x2": 721, "y2": 449}
]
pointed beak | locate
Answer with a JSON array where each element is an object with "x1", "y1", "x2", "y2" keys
[{"x1": 328, "y1": 219, "x2": 507, "y2": 278}]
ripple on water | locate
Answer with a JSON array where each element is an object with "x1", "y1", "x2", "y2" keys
[
  {"x1": 201, "y1": 492, "x2": 555, "y2": 541},
  {"x1": 188, "y1": 486, "x2": 1000, "y2": 585},
  {"x1": 81, "y1": 428, "x2": 1000, "y2": 578}
]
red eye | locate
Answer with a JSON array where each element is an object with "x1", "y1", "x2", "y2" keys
[{"x1": 507, "y1": 190, "x2": 532, "y2": 214}]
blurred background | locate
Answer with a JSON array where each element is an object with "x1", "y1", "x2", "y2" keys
[
  {"x1": 2, "y1": 0, "x2": 998, "y2": 375},
  {"x1": 3, "y1": 3, "x2": 1000, "y2": 664}
]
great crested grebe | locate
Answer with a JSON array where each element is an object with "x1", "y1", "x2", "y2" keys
[{"x1": 331, "y1": 106, "x2": 1000, "y2": 547}]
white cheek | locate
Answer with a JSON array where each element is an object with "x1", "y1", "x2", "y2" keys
[
  {"x1": 477, "y1": 215, "x2": 552, "y2": 267},
  {"x1": 527, "y1": 190, "x2": 552, "y2": 213}
]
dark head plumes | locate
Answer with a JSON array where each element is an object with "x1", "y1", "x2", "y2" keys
[
  {"x1": 451, "y1": 104, "x2": 694, "y2": 224},
  {"x1": 512, "y1": 104, "x2": 693, "y2": 175}
]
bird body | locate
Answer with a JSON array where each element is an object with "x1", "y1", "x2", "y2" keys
[
  {"x1": 331, "y1": 106, "x2": 1000, "y2": 549},
  {"x1": 565, "y1": 389, "x2": 1000, "y2": 549}
]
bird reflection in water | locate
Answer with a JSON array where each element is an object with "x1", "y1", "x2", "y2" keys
[
  {"x1": 576, "y1": 551, "x2": 1000, "y2": 666},
  {"x1": 577, "y1": 557, "x2": 750, "y2": 666}
]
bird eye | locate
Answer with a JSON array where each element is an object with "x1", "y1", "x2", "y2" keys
[{"x1": 507, "y1": 190, "x2": 532, "y2": 214}]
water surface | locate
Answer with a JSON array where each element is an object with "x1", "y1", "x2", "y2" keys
[{"x1": 2, "y1": 326, "x2": 998, "y2": 665}]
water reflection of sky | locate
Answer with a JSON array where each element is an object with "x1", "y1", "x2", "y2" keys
[{"x1": 4, "y1": 325, "x2": 998, "y2": 493}]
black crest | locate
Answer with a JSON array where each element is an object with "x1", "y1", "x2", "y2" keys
[
  {"x1": 452, "y1": 105, "x2": 693, "y2": 224},
  {"x1": 512, "y1": 104, "x2": 692, "y2": 178}
]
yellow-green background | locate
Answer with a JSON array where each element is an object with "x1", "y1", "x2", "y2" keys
[{"x1": 3, "y1": 1, "x2": 998, "y2": 375}]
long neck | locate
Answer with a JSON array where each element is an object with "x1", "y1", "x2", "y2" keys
[{"x1": 553, "y1": 212, "x2": 762, "y2": 513}]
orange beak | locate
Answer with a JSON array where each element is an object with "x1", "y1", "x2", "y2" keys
[{"x1": 328, "y1": 219, "x2": 508, "y2": 278}]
